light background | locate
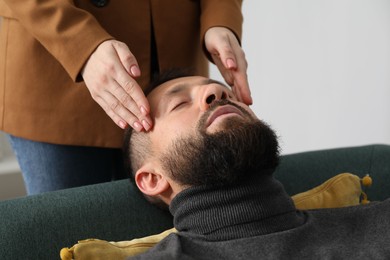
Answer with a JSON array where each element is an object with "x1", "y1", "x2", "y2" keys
[
  {"x1": 1, "y1": 1, "x2": 390, "y2": 199},
  {"x1": 210, "y1": 0, "x2": 390, "y2": 154}
]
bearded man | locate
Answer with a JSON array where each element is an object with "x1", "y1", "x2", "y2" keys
[{"x1": 123, "y1": 71, "x2": 390, "y2": 259}]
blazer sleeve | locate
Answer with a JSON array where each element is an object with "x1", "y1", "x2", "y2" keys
[
  {"x1": 200, "y1": 0, "x2": 243, "y2": 60},
  {"x1": 2, "y1": 0, "x2": 114, "y2": 82}
]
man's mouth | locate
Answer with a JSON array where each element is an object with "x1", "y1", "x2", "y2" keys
[{"x1": 206, "y1": 105, "x2": 244, "y2": 128}]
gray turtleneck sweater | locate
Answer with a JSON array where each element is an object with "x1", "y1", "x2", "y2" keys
[{"x1": 130, "y1": 175, "x2": 390, "y2": 259}]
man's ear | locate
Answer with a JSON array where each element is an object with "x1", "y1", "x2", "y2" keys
[{"x1": 135, "y1": 164, "x2": 170, "y2": 197}]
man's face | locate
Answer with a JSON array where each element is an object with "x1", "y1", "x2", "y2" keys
[
  {"x1": 145, "y1": 76, "x2": 279, "y2": 187},
  {"x1": 147, "y1": 76, "x2": 257, "y2": 152}
]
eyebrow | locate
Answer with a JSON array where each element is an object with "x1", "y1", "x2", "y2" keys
[{"x1": 163, "y1": 79, "x2": 229, "y2": 100}]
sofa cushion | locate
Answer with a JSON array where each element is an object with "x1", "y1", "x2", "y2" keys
[{"x1": 291, "y1": 172, "x2": 363, "y2": 209}]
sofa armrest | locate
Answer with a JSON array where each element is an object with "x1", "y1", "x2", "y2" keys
[{"x1": 0, "y1": 180, "x2": 173, "y2": 259}]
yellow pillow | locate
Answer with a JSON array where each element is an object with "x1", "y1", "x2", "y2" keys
[
  {"x1": 291, "y1": 172, "x2": 362, "y2": 209},
  {"x1": 60, "y1": 172, "x2": 365, "y2": 260},
  {"x1": 60, "y1": 228, "x2": 177, "y2": 260}
]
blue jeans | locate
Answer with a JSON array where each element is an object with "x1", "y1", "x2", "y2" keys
[{"x1": 7, "y1": 135, "x2": 126, "y2": 195}]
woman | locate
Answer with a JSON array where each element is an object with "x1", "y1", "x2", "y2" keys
[{"x1": 0, "y1": 0, "x2": 251, "y2": 194}]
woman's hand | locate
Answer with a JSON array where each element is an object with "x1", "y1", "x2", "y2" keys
[
  {"x1": 81, "y1": 40, "x2": 152, "y2": 132},
  {"x1": 205, "y1": 27, "x2": 252, "y2": 105}
]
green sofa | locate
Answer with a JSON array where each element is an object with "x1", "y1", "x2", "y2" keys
[{"x1": 1, "y1": 144, "x2": 389, "y2": 260}]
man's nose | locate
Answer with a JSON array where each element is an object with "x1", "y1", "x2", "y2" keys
[{"x1": 200, "y1": 85, "x2": 228, "y2": 111}]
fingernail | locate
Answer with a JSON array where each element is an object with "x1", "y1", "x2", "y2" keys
[
  {"x1": 130, "y1": 66, "x2": 140, "y2": 77},
  {"x1": 118, "y1": 120, "x2": 127, "y2": 129},
  {"x1": 142, "y1": 120, "x2": 151, "y2": 131},
  {"x1": 226, "y1": 58, "x2": 236, "y2": 69},
  {"x1": 133, "y1": 121, "x2": 143, "y2": 132},
  {"x1": 140, "y1": 106, "x2": 148, "y2": 116}
]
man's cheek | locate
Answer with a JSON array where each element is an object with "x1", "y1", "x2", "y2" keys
[{"x1": 232, "y1": 101, "x2": 255, "y2": 115}]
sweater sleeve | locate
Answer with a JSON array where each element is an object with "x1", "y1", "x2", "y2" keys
[
  {"x1": 200, "y1": 0, "x2": 244, "y2": 61},
  {"x1": 2, "y1": 0, "x2": 114, "y2": 82}
]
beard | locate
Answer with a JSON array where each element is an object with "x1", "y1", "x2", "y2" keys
[{"x1": 159, "y1": 100, "x2": 280, "y2": 188}]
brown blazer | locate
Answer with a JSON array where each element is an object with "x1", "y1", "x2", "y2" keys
[{"x1": 0, "y1": 0, "x2": 243, "y2": 148}]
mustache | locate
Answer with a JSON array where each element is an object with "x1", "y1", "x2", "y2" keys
[{"x1": 197, "y1": 99, "x2": 252, "y2": 131}]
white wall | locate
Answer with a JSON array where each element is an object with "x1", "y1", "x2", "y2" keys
[{"x1": 210, "y1": 0, "x2": 390, "y2": 154}]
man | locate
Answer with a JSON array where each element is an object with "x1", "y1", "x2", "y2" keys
[{"x1": 124, "y1": 72, "x2": 390, "y2": 259}]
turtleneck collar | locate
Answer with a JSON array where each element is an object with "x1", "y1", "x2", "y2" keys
[{"x1": 169, "y1": 174, "x2": 306, "y2": 241}]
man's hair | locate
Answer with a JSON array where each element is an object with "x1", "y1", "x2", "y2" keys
[
  {"x1": 122, "y1": 68, "x2": 195, "y2": 209},
  {"x1": 123, "y1": 68, "x2": 195, "y2": 180}
]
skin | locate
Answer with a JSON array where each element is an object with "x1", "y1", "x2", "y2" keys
[
  {"x1": 204, "y1": 27, "x2": 252, "y2": 105},
  {"x1": 81, "y1": 27, "x2": 251, "y2": 132},
  {"x1": 133, "y1": 76, "x2": 257, "y2": 205}
]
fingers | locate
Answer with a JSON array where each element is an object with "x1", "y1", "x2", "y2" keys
[
  {"x1": 232, "y1": 73, "x2": 252, "y2": 105},
  {"x1": 110, "y1": 79, "x2": 152, "y2": 130},
  {"x1": 231, "y1": 52, "x2": 252, "y2": 105},
  {"x1": 82, "y1": 40, "x2": 152, "y2": 132},
  {"x1": 95, "y1": 83, "x2": 150, "y2": 131},
  {"x1": 211, "y1": 53, "x2": 234, "y2": 85},
  {"x1": 113, "y1": 45, "x2": 152, "y2": 130},
  {"x1": 113, "y1": 41, "x2": 141, "y2": 78},
  {"x1": 205, "y1": 27, "x2": 253, "y2": 105}
]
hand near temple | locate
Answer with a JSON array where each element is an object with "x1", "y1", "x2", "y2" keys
[
  {"x1": 204, "y1": 27, "x2": 252, "y2": 105},
  {"x1": 81, "y1": 40, "x2": 152, "y2": 132}
]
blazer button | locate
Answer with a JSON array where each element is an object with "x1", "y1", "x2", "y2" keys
[{"x1": 91, "y1": 0, "x2": 109, "y2": 7}]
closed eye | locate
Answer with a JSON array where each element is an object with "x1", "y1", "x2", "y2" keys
[{"x1": 171, "y1": 101, "x2": 188, "y2": 111}]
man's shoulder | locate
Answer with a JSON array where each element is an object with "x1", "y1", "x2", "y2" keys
[
  {"x1": 310, "y1": 198, "x2": 390, "y2": 215},
  {"x1": 128, "y1": 233, "x2": 184, "y2": 260},
  {"x1": 306, "y1": 198, "x2": 390, "y2": 231}
]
